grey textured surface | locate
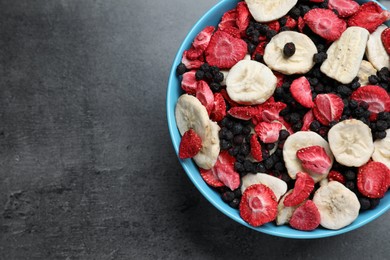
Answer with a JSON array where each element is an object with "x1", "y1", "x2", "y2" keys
[{"x1": 0, "y1": 0, "x2": 390, "y2": 259}]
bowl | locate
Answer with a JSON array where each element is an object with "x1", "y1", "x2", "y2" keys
[{"x1": 167, "y1": 0, "x2": 390, "y2": 239}]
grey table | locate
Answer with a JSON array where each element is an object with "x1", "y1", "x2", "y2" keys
[{"x1": 0, "y1": 0, "x2": 389, "y2": 259}]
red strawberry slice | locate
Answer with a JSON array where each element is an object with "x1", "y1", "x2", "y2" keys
[
  {"x1": 200, "y1": 168, "x2": 224, "y2": 188},
  {"x1": 186, "y1": 47, "x2": 204, "y2": 60},
  {"x1": 290, "y1": 76, "x2": 314, "y2": 108},
  {"x1": 182, "y1": 50, "x2": 204, "y2": 69},
  {"x1": 192, "y1": 26, "x2": 215, "y2": 51},
  {"x1": 251, "y1": 41, "x2": 267, "y2": 60},
  {"x1": 219, "y1": 26, "x2": 241, "y2": 38},
  {"x1": 214, "y1": 151, "x2": 241, "y2": 191},
  {"x1": 252, "y1": 99, "x2": 287, "y2": 124},
  {"x1": 250, "y1": 134, "x2": 263, "y2": 162},
  {"x1": 179, "y1": 129, "x2": 203, "y2": 159},
  {"x1": 357, "y1": 161, "x2": 390, "y2": 198},
  {"x1": 236, "y1": 1, "x2": 250, "y2": 35},
  {"x1": 351, "y1": 86, "x2": 390, "y2": 117},
  {"x1": 200, "y1": 151, "x2": 240, "y2": 190},
  {"x1": 284, "y1": 172, "x2": 315, "y2": 207},
  {"x1": 239, "y1": 184, "x2": 278, "y2": 227},
  {"x1": 274, "y1": 72, "x2": 285, "y2": 88},
  {"x1": 297, "y1": 16, "x2": 305, "y2": 33},
  {"x1": 347, "y1": 2, "x2": 390, "y2": 33},
  {"x1": 196, "y1": 81, "x2": 215, "y2": 115},
  {"x1": 220, "y1": 89, "x2": 240, "y2": 107},
  {"x1": 228, "y1": 106, "x2": 257, "y2": 120},
  {"x1": 210, "y1": 92, "x2": 226, "y2": 122},
  {"x1": 181, "y1": 70, "x2": 197, "y2": 94},
  {"x1": 313, "y1": 93, "x2": 344, "y2": 126},
  {"x1": 205, "y1": 30, "x2": 247, "y2": 69},
  {"x1": 289, "y1": 200, "x2": 321, "y2": 231},
  {"x1": 382, "y1": 28, "x2": 390, "y2": 55},
  {"x1": 296, "y1": 146, "x2": 332, "y2": 175},
  {"x1": 303, "y1": 8, "x2": 347, "y2": 41},
  {"x1": 285, "y1": 16, "x2": 297, "y2": 29},
  {"x1": 266, "y1": 20, "x2": 280, "y2": 32},
  {"x1": 327, "y1": 170, "x2": 346, "y2": 184},
  {"x1": 218, "y1": 9, "x2": 237, "y2": 31},
  {"x1": 301, "y1": 110, "x2": 314, "y2": 131},
  {"x1": 254, "y1": 121, "x2": 283, "y2": 144},
  {"x1": 328, "y1": 0, "x2": 359, "y2": 18}
]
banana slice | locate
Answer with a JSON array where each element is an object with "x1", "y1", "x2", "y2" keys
[
  {"x1": 372, "y1": 129, "x2": 390, "y2": 169},
  {"x1": 357, "y1": 60, "x2": 377, "y2": 86},
  {"x1": 263, "y1": 31, "x2": 317, "y2": 75},
  {"x1": 328, "y1": 119, "x2": 374, "y2": 167},
  {"x1": 226, "y1": 60, "x2": 277, "y2": 105},
  {"x1": 245, "y1": 0, "x2": 298, "y2": 22},
  {"x1": 276, "y1": 190, "x2": 304, "y2": 226},
  {"x1": 283, "y1": 131, "x2": 333, "y2": 183},
  {"x1": 241, "y1": 173, "x2": 287, "y2": 201},
  {"x1": 175, "y1": 94, "x2": 220, "y2": 169},
  {"x1": 366, "y1": 25, "x2": 390, "y2": 70},
  {"x1": 321, "y1": 26, "x2": 369, "y2": 84},
  {"x1": 313, "y1": 181, "x2": 360, "y2": 230}
]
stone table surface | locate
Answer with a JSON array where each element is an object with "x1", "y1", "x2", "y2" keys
[{"x1": 0, "y1": 0, "x2": 390, "y2": 259}]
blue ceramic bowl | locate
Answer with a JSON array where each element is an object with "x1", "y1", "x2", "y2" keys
[{"x1": 167, "y1": 0, "x2": 390, "y2": 238}]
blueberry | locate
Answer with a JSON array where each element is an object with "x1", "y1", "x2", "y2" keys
[
  {"x1": 345, "y1": 181, "x2": 355, "y2": 191},
  {"x1": 229, "y1": 198, "x2": 240, "y2": 209},
  {"x1": 310, "y1": 121, "x2": 321, "y2": 132},
  {"x1": 376, "y1": 120, "x2": 388, "y2": 131},
  {"x1": 279, "y1": 129, "x2": 290, "y2": 141},
  {"x1": 231, "y1": 123, "x2": 243, "y2": 135},
  {"x1": 369, "y1": 198, "x2": 380, "y2": 209},
  {"x1": 239, "y1": 143, "x2": 250, "y2": 156},
  {"x1": 359, "y1": 197, "x2": 371, "y2": 211},
  {"x1": 234, "y1": 162, "x2": 245, "y2": 173},
  {"x1": 221, "y1": 117, "x2": 233, "y2": 129},
  {"x1": 176, "y1": 62, "x2": 187, "y2": 75},
  {"x1": 368, "y1": 75, "x2": 379, "y2": 84},
  {"x1": 233, "y1": 135, "x2": 245, "y2": 145},
  {"x1": 283, "y1": 42, "x2": 296, "y2": 58},
  {"x1": 344, "y1": 170, "x2": 356, "y2": 181},
  {"x1": 195, "y1": 70, "x2": 205, "y2": 80},
  {"x1": 244, "y1": 160, "x2": 254, "y2": 172},
  {"x1": 221, "y1": 191, "x2": 235, "y2": 203},
  {"x1": 220, "y1": 139, "x2": 232, "y2": 150},
  {"x1": 255, "y1": 163, "x2": 266, "y2": 173},
  {"x1": 209, "y1": 82, "x2": 221, "y2": 92},
  {"x1": 265, "y1": 143, "x2": 275, "y2": 151}
]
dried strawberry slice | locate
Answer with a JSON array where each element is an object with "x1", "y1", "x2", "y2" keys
[
  {"x1": 200, "y1": 151, "x2": 240, "y2": 190},
  {"x1": 250, "y1": 134, "x2": 263, "y2": 162},
  {"x1": 290, "y1": 76, "x2": 314, "y2": 108},
  {"x1": 313, "y1": 93, "x2": 344, "y2": 126},
  {"x1": 239, "y1": 184, "x2": 278, "y2": 227},
  {"x1": 254, "y1": 121, "x2": 283, "y2": 144},
  {"x1": 351, "y1": 85, "x2": 390, "y2": 118},
  {"x1": 205, "y1": 30, "x2": 247, "y2": 69},
  {"x1": 214, "y1": 151, "x2": 241, "y2": 191},
  {"x1": 285, "y1": 16, "x2": 297, "y2": 29},
  {"x1": 382, "y1": 27, "x2": 390, "y2": 55},
  {"x1": 284, "y1": 172, "x2": 315, "y2": 207},
  {"x1": 181, "y1": 50, "x2": 204, "y2": 69},
  {"x1": 218, "y1": 9, "x2": 237, "y2": 31},
  {"x1": 179, "y1": 129, "x2": 202, "y2": 159},
  {"x1": 196, "y1": 81, "x2": 214, "y2": 115},
  {"x1": 328, "y1": 0, "x2": 359, "y2": 18},
  {"x1": 304, "y1": 8, "x2": 347, "y2": 41},
  {"x1": 357, "y1": 161, "x2": 390, "y2": 198},
  {"x1": 228, "y1": 106, "x2": 257, "y2": 120},
  {"x1": 301, "y1": 110, "x2": 314, "y2": 131},
  {"x1": 200, "y1": 168, "x2": 224, "y2": 188},
  {"x1": 347, "y1": 2, "x2": 390, "y2": 33},
  {"x1": 210, "y1": 92, "x2": 226, "y2": 122},
  {"x1": 296, "y1": 146, "x2": 332, "y2": 175},
  {"x1": 251, "y1": 41, "x2": 267, "y2": 60},
  {"x1": 181, "y1": 70, "x2": 197, "y2": 94},
  {"x1": 266, "y1": 20, "x2": 280, "y2": 32},
  {"x1": 289, "y1": 200, "x2": 320, "y2": 231},
  {"x1": 236, "y1": 2, "x2": 250, "y2": 35},
  {"x1": 328, "y1": 170, "x2": 346, "y2": 184}
]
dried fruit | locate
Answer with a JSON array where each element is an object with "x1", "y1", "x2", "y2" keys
[{"x1": 179, "y1": 129, "x2": 203, "y2": 159}]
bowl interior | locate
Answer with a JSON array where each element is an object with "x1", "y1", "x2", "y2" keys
[{"x1": 167, "y1": 0, "x2": 390, "y2": 238}]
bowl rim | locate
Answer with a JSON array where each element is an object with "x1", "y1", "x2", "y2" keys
[{"x1": 166, "y1": 0, "x2": 390, "y2": 239}]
